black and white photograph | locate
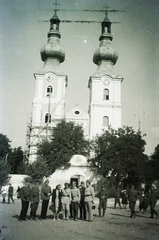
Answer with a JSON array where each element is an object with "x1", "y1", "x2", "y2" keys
[{"x1": 0, "y1": 0, "x2": 159, "y2": 239}]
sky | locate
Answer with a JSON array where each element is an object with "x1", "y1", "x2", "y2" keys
[{"x1": 0, "y1": 0, "x2": 159, "y2": 155}]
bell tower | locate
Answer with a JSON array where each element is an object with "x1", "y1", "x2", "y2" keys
[
  {"x1": 88, "y1": 9, "x2": 123, "y2": 138},
  {"x1": 28, "y1": 9, "x2": 67, "y2": 162}
]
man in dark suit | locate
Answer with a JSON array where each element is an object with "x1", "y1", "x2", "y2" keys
[
  {"x1": 149, "y1": 186, "x2": 158, "y2": 219},
  {"x1": 79, "y1": 182, "x2": 86, "y2": 220},
  {"x1": 30, "y1": 182, "x2": 39, "y2": 220},
  {"x1": 8, "y1": 183, "x2": 14, "y2": 204},
  {"x1": 128, "y1": 185, "x2": 138, "y2": 218},
  {"x1": 40, "y1": 180, "x2": 51, "y2": 219},
  {"x1": 19, "y1": 183, "x2": 31, "y2": 221}
]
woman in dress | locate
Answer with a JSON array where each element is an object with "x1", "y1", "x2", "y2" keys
[{"x1": 52, "y1": 184, "x2": 62, "y2": 220}]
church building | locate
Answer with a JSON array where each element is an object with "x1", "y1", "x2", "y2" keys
[{"x1": 26, "y1": 9, "x2": 123, "y2": 163}]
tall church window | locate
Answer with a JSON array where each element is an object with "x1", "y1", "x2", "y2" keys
[
  {"x1": 45, "y1": 113, "x2": 51, "y2": 123},
  {"x1": 103, "y1": 116, "x2": 109, "y2": 127},
  {"x1": 103, "y1": 89, "x2": 109, "y2": 100},
  {"x1": 47, "y1": 85, "x2": 53, "y2": 96}
]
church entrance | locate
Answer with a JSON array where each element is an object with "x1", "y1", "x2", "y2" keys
[{"x1": 70, "y1": 174, "x2": 85, "y2": 187}]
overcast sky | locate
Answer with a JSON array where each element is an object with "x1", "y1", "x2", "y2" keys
[{"x1": 0, "y1": 0, "x2": 159, "y2": 155}]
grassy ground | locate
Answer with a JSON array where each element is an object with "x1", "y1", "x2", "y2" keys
[{"x1": 0, "y1": 197, "x2": 159, "y2": 240}]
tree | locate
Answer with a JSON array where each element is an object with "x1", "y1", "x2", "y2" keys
[
  {"x1": 37, "y1": 119, "x2": 90, "y2": 173},
  {"x1": 24, "y1": 157, "x2": 52, "y2": 185},
  {"x1": 0, "y1": 133, "x2": 11, "y2": 186},
  {"x1": 89, "y1": 126, "x2": 148, "y2": 189},
  {"x1": 8, "y1": 147, "x2": 26, "y2": 174},
  {"x1": 145, "y1": 144, "x2": 159, "y2": 184}
]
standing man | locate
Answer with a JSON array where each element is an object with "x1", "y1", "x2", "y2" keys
[
  {"x1": 70, "y1": 181, "x2": 80, "y2": 221},
  {"x1": 30, "y1": 182, "x2": 39, "y2": 220},
  {"x1": 84, "y1": 180, "x2": 95, "y2": 222},
  {"x1": 40, "y1": 179, "x2": 51, "y2": 220},
  {"x1": 114, "y1": 187, "x2": 122, "y2": 209},
  {"x1": 61, "y1": 183, "x2": 71, "y2": 220},
  {"x1": 19, "y1": 183, "x2": 31, "y2": 221},
  {"x1": 8, "y1": 183, "x2": 14, "y2": 204},
  {"x1": 96, "y1": 186, "x2": 107, "y2": 217},
  {"x1": 128, "y1": 185, "x2": 138, "y2": 218},
  {"x1": 149, "y1": 186, "x2": 158, "y2": 219},
  {"x1": 79, "y1": 181, "x2": 86, "y2": 220}
]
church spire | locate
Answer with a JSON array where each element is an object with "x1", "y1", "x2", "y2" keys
[
  {"x1": 93, "y1": 5, "x2": 118, "y2": 76},
  {"x1": 39, "y1": 2, "x2": 65, "y2": 75},
  {"x1": 100, "y1": 4, "x2": 112, "y2": 40}
]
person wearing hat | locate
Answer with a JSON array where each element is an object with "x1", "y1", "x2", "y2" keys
[
  {"x1": 79, "y1": 181, "x2": 86, "y2": 220},
  {"x1": 8, "y1": 183, "x2": 14, "y2": 204},
  {"x1": 40, "y1": 180, "x2": 51, "y2": 220},
  {"x1": 30, "y1": 182, "x2": 40, "y2": 220},
  {"x1": 84, "y1": 180, "x2": 95, "y2": 222},
  {"x1": 70, "y1": 181, "x2": 80, "y2": 221},
  {"x1": 19, "y1": 183, "x2": 31, "y2": 221},
  {"x1": 96, "y1": 186, "x2": 107, "y2": 217},
  {"x1": 61, "y1": 183, "x2": 71, "y2": 220}
]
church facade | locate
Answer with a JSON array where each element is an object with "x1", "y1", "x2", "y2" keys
[{"x1": 27, "y1": 10, "x2": 123, "y2": 163}]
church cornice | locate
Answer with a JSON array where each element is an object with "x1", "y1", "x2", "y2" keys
[
  {"x1": 91, "y1": 103, "x2": 121, "y2": 108},
  {"x1": 88, "y1": 74, "x2": 123, "y2": 88}
]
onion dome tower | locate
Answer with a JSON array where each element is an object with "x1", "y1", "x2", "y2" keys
[
  {"x1": 88, "y1": 10, "x2": 123, "y2": 138},
  {"x1": 39, "y1": 10, "x2": 65, "y2": 75},
  {"x1": 29, "y1": 9, "x2": 68, "y2": 163}
]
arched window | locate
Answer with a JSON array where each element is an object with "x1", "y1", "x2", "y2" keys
[
  {"x1": 47, "y1": 85, "x2": 53, "y2": 96},
  {"x1": 103, "y1": 116, "x2": 109, "y2": 127},
  {"x1": 103, "y1": 88, "x2": 109, "y2": 100},
  {"x1": 45, "y1": 113, "x2": 51, "y2": 123}
]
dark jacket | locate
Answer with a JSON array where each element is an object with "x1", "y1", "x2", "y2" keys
[
  {"x1": 41, "y1": 185, "x2": 51, "y2": 200},
  {"x1": 128, "y1": 189, "x2": 137, "y2": 203},
  {"x1": 79, "y1": 187, "x2": 85, "y2": 202},
  {"x1": 31, "y1": 186, "x2": 39, "y2": 203},
  {"x1": 20, "y1": 186, "x2": 31, "y2": 201},
  {"x1": 149, "y1": 189, "x2": 157, "y2": 204},
  {"x1": 96, "y1": 190, "x2": 107, "y2": 202},
  {"x1": 8, "y1": 186, "x2": 14, "y2": 195},
  {"x1": 52, "y1": 189, "x2": 62, "y2": 211}
]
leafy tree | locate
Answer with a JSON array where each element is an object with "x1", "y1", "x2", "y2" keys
[
  {"x1": 24, "y1": 157, "x2": 52, "y2": 185},
  {"x1": 0, "y1": 133, "x2": 11, "y2": 186},
  {"x1": 145, "y1": 144, "x2": 159, "y2": 183},
  {"x1": 8, "y1": 147, "x2": 26, "y2": 174},
  {"x1": 89, "y1": 126, "x2": 148, "y2": 189},
  {"x1": 37, "y1": 119, "x2": 90, "y2": 173}
]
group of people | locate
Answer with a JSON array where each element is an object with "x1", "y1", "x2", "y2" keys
[
  {"x1": 113, "y1": 185, "x2": 158, "y2": 219},
  {"x1": 18, "y1": 179, "x2": 95, "y2": 222},
  {"x1": 1, "y1": 182, "x2": 158, "y2": 222},
  {"x1": 1, "y1": 183, "x2": 14, "y2": 204}
]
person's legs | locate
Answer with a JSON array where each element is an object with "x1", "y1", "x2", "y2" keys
[
  {"x1": 62, "y1": 203, "x2": 66, "y2": 219},
  {"x1": 2, "y1": 194, "x2": 6, "y2": 203},
  {"x1": 85, "y1": 202, "x2": 89, "y2": 221},
  {"x1": 41, "y1": 200, "x2": 49, "y2": 219},
  {"x1": 87, "y1": 201, "x2": 93, "y2": 221},
  {"x1": 65, "y1": 203, "x2": 69, "y2": 220}
]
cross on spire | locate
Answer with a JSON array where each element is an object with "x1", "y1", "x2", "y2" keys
[
  {"x1": 52, "y1": 1, "x2": 60, "y2": 13},
  {"x1": 103, "y1": 3, "x2": 110, "y2": 17}
]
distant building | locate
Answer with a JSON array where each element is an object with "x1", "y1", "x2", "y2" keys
[{"x1": 26, "y1": 9, "x2": 123, "y2": 163}]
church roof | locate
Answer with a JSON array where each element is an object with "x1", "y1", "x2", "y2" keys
[{"x1": 65, "y1": 105, "x2": 89, "y2": 120}]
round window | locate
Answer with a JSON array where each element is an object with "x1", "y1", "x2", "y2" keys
[{"x1": 75, "y1": 110, "x2": 80, "y2": 115}]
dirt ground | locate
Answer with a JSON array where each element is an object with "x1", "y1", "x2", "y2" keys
[{"x1": 0, "y1": 197, "x2": 159, "y2": 240}]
